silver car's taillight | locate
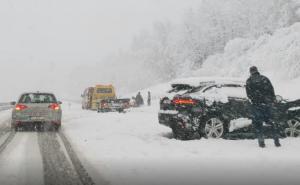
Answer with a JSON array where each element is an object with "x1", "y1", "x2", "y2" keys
[
  {"x1": 49, "y1": 103, "x2": 60, "y2": 110},
  {"x1": 15, "y1": 104, "x2": 28, "y2": 111}
]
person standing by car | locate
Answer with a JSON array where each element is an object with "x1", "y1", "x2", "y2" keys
[
  {"x1": 135, "y1": 92, "x2": 144, "y2": 107},
  {"x1": 246, "y1": 66, "x2": 281, "y2": 148},
  {"x1": 147, "y1": 91, "x2": 151, "y2": 106}
]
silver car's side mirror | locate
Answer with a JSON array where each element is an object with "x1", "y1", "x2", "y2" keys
[
  {"x1": 10, "y1": 101, "x2": 16, "y2": 105},
  {"x1": 57, "y1": 101, "x2": 62, "y2": 105}
]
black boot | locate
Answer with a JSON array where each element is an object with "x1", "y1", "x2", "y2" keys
[
  {"x1": 274, "y1": 138, "x2": 281, "y2": 147},
  {"x1": 259, "y1": 140, "x2": 265, "y2": 148}
]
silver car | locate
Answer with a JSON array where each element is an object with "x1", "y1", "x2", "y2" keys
[{"x1": 11, "y1": 92, "x2": 62, "y2": 131}]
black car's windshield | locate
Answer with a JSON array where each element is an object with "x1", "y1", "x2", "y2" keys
[
  {"x1": 168, "y1": 84, "x2": 194, "y2": 93},
  {"x1": 185, "y1": 85, "x2": 206, "y2": 94},
  {"x1": 18, "y1": 93, "x2": 57, "y2": 104}
]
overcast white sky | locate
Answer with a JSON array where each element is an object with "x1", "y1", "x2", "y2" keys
[{"x1": 0, "y1": 0, "x2": 200, "y2": 101}]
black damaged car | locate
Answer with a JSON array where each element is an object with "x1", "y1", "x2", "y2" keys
[{"x1": 158, "y1": 79, "x2": 300, "y2": 140}]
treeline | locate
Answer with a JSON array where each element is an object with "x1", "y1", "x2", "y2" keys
[{"x1": 90, "y1": 0, "x2": 300, "y2": 94}]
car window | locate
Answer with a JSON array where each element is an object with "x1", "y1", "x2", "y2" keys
[
  {"x1": 96, "y1": 88, "x2": 113, "y2": 94},
  {"x1": 18, "y1": 93, "x2": 57, "y2": 104},
  {"x1": 202, "y1": 85, "x2": 217, "y2": 93},
  {"x1": 185, "y1": 85, "x2": 206, "y2": 94},
  {"x1": 168, "y1": 84, "x2": 193, "y2": 93},
  {"x1": 204, "y1": 85, "x2": 247, "y2": 98}
]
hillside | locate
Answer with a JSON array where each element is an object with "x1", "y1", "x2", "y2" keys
[{"x1": 191, "y1": 22, "x2": 300, "y2": 99}]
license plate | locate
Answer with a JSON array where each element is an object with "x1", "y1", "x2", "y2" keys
[{"x1": 31, "y1": 116, "x2": 44, "y2": 121}]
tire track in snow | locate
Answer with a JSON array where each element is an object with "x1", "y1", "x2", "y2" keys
[
  {"x1": 38, "y1": 132, "x2": 97, "y2": 185},
  {"x1": 59, "y1": 131, "x2": 98, "y2": 185},
  {"x1": 0, "y1": 120, "x2": 16, "y2": 155},
  {"x1": 38, "y1": 132, "x2": 82, "y2": 185},
  {"x1": 0, "y1": 131, "x2": 16, "y2": 155}
]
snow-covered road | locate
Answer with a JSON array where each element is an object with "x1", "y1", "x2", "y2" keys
[
  {"x1": 0, "y1": 101, "x2": 300, "y2": 185},
  {"x1": 0, "y1": 132, "x2": 43, "y2": 185},
  {"x1": 0, "y1": 113, "x2": 95, "y2": 185}
]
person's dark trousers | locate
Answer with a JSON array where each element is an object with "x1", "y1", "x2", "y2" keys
[{"x1": 251, "y1": 104, "x2": 280, "y2": 147}]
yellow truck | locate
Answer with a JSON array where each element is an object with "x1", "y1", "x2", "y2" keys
[
  {"x1": 82, "y1": 85, "x2": 116, "y2": 110},
  {"x1": 81, "y1": 84, "x2": 130, "y2": 112}
]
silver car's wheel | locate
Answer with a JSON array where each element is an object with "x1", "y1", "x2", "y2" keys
[
  {"x1": 204, "y1": 118, "x2": 224, "y2": 138},
  {"x1": 285, "y1": 118, "x2": 300, "y2": 137}
]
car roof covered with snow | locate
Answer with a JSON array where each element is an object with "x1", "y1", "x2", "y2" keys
[
  {"x1": 184, "y1": 79, "x2": 248, "y2": 104},
  {"x1": 170, "y1": 77, "x2": 245, "y2": 87}
]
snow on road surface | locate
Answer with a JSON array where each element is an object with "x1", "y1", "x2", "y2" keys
[
  {"x1": 0, "y1": 110, "x2": 95, "y2": 185},
  {"x1": 0, "y1": 132, "x2": 44, "y2": 185},
  {"x1": 62, "y1": 101, "x2": 300, "y2": 185},
  {"x1": 0, "y1": 77, "x2": 299, "y2": 185},
  {"x1": 0, "y1": 109, "x2": 12, "y2": 125}
]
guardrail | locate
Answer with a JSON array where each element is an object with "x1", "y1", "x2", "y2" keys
[{"x1": 0, "y1": 103, "x2": 13, "y2": 111}]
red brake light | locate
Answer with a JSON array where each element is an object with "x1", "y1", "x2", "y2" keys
[
  {"x1": 49, "y1": 103, "x2": 60, "y2": 110},
  {"x1": 173, "y1": 98, "x2": 196, "y2": 105},
  {"x1": 15, "y1": 104, "x2": 28, "y2": 111}
]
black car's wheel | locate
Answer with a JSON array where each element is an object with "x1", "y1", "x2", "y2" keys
[
  {"x1": 203, "y1": 117, "x2": 225, "y2": 139},
  {"x1": 284, "y1": 117, "x2": 300, "y2": 137}
]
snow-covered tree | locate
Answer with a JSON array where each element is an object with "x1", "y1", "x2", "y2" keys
[{"x1": 83, "y1": 0, "x2": 300, "y2": 94}]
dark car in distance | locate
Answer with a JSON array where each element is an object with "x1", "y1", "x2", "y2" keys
[{"x1": 158, "y1": 79, "x2": 300, "y2": 140}]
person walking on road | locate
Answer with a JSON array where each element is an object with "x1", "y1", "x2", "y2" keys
[
  {"x1": 135, "y1": 92, "x2": 144, "y2": 107},
  {"x1": 246, "y1": 66, "x2": 281, "y2": 148},
  {"x1": 147, "y1": 91, "x2": 151, "y2": 106}
]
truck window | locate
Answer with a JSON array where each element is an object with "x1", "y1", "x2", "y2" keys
[{"x1": 96, "y1": 88, "x2": 113, "y2": 94}]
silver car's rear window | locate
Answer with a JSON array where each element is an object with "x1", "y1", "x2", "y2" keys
[{"x1": 18, "y1": 93, "x2": 57, "y2": 104}]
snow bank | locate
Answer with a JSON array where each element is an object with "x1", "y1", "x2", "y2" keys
[
  {"x1": 192, "y1": 22, "x2": 300, "y2": 99},
  {"x1": 62, "y1": 102, "x2": 300, "y2": 185}
]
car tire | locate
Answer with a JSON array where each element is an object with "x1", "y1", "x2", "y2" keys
[
  {"x1": 14, "y1": 126, "x2": 18, "y2": 132},
  {"x1": 11, "y1": 120, "x2": 17, "y2": 132},
  {"x1": 37, "y1": 124, "x2": 45, "y2": 132},
  {"x1": 54, "y1": 125, "x2": 60, "y2": 132},
  {"x1": 284, "y1": 117, "x2": 300, "y2": 137},
  {"x1": 201, "y1": 116, "x2": 226, "y2": 139}
]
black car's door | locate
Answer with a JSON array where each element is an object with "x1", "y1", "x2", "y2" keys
[
  {"x1": 214, "y1": 84, "x2": 251, "y2": 120},
  {"x1": 226, "y1": 97, "x2": 251, "y2": 119}
]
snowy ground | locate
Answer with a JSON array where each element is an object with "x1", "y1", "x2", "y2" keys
[
  {"x1": 62, "y1": 101, "x2": 300, "y2": 185},
  {"x1": 0, "y1": 133, "x2": 44, "y2": 185},
  {"x1": 0, "y1": 78, "x2": 299, "y2": 185}
]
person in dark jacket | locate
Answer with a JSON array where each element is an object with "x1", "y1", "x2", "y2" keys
[
  {"x1": 147, "y1": 91, "x2": 151, "y2": 106},
  {"x1": 246, "y1": 66, "x2": 281, "y2": 148},
  {"x1": 135, "y1": 92, "x2": 144, "y2": 107}
]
